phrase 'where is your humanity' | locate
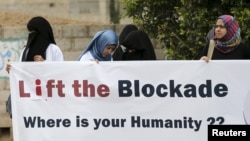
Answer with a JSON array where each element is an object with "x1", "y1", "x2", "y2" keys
[{"x1": 22, "y1": 115, "x2": 209, "y2": 132}]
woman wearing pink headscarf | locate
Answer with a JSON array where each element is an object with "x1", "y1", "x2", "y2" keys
[{"x1": 200, "y1": 15, "x2": 250, "y2": 62}]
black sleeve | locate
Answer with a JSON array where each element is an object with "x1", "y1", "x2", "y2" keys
[
  {"x1": 112, "y1": 46, "x2": 124, "y2": 61},
  {"x1": 197, "y1": 43, "x2": 209, "y2": 59}
]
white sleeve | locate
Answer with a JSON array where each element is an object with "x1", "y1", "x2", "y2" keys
[
  {"x1": 79, "y1": 51, "x2": 94, "y2": 61},
  {"x1": 45, "y1": 44, "x2": 64, "y2": 61},
  {"x1": 19, "y1": 48, "x2": 25, "y2": 62}
]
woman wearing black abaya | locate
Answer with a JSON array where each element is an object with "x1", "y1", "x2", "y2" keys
[
  {"x1": 6, "y1": 16, "x2": 64, "y2": 71},
  {"x1": 112, "y1": 24, "x2": 138, "y2": 60},
  {"x1": 5, "y1": 16, "x2": 64, "y2": 118},
  {"x1": 21, "y1": 16, "x2": 64, "y2": 62},
  {"x1": 121, "y1": 30, "x2": 157, "y2": 60}
]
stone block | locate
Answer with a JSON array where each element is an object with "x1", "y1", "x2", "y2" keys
[
  {"x1": 56, "y1": 38, "x2": 72, "y2": 52},
  {"x1": 64, "y1": 51, "x2": 82, "y2": 61},
  {"x1": 73, "y1": 37, "x2": 92, "y2": 51},
  {"x1": 62, "y1": 25, "x2": 88, "y2": 38},
  {"x1": 52, "y1": 25, "x2": 63, "y2": 38},
  {"x1": 88, "y1": 25, "x2": 115, "y2": 37},
  {"x1": 3, "y1": 26, "x2": 27, "y2": 39}
]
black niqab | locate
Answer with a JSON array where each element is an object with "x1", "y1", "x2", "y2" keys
[
  {"x1": 22, "y1": 16, "x2": 56, "y2": 61},
  {"x1": 121, "y1": 30, "x2": 157, "y2": 60},
  {"x1": 113, "y1": 24, "x2": 138, "y2": 60}
]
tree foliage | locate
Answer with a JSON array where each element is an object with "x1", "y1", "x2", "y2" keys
[{"x1": 120, "y1": 0, "x2": 250, "y2": 60}]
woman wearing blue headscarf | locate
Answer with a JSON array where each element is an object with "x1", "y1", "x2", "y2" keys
[{"x1": 77, "y1": 29, "x2": 118, "y2": 61}]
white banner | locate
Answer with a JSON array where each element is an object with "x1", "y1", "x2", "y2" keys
[{"x1": 9, "y1": 60, "x2": 250, "y2": 141}]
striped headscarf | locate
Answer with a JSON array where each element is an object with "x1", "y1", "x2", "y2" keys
[{"x1": 214, "y1": 15, "x2": 241, "y2": 53}]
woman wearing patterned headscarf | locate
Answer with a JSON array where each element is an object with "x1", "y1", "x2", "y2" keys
[
  {"x1": 77, "y1": 29, "x2": 118, "y2": 61},
  {"x1": 200, "y1": 15, "x2": 250, "y2": 62}
]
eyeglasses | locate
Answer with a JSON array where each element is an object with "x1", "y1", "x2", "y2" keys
[{"x1": 214, "y1": 25, "x2": 226, "y2": 29}]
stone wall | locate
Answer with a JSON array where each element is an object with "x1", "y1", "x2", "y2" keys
[{"x1": 0, "y1": 0, "x2": 132, "y2": 24}]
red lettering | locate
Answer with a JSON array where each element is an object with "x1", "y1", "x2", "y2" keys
[
  {"x1": 72, "y1": 80, "x2": 81, "y2": 97},
  {"x1": 83, "y1": 80, "x2": 95, "y2": 97},
  {"x1": 19, "y1": 81, "x2": 30, "y2": 97},
  {"x1": 35, "y1": 79, "x2": 42, "y2": 96},
  {"x1": 72, "y1": 80, "x2": 110, "y2": 97},
  {"x1": 46, "y1": 80, "x2": 65, "y2": 97},
  {"x1": 97, "y1": 84, "x2": 110, "y2": 97},
  {"x1": 57, "y1": 80, "x2": 65, "y2": 97},
  {"x1": 47, "y1": 80, "x2": 55, "y2": 97}
]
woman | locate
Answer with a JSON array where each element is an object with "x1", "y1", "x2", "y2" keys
[
  {"x1": 200, "y1": 15, "x2": 250, "y2": 62},
  {"x1": 120, "y1": 30, "x2": 157, "y2": 60},
  {"x1": 6, "y1": 16, "x2": 64, "y2": 72},
  {"x1": 5, "y1": 16, "x2": 64, "y2": 118},
  {"x1": 21, "y1": 16, "x2": 64, "y2": 62},
  {"x1": 112, "y1": 24, "x2": 138, "y2": 60},
  {"x1": 77, "y1": 29, "x2": 118, "y2": 61}
]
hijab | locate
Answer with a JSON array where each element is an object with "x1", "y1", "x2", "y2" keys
[
  {"x1": 214, "y1": 15, "x2": 241, "y2": 53},
  {"x1": 22, "y1": 16, "x2": 56, "y2": 61},
  {"x1": 121, "y1": 30, "x2": 157, "y2": 60},
  {"x1": 119, "y1": 24, "x2": 138, "y2": 44},
  {"x1": 77, "y1": 29, "x2": 118, "y2": 61},
  {"x1": 113, "y1": 24, "x2": 138, "y2": 60}
]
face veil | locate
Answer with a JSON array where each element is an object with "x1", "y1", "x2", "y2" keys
[{"x1": 22, "y1": 16, "x2": 56, "y2": 61}]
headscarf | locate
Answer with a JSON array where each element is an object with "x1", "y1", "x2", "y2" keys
[
  {"x1": 121, "y1": 30, "x2": 156, "y2": 60},
  {"x1": 77, "y1": 29, "x2": 118, "y2": 61},
  {"x1": 119, "y1": 24, "x2": 138, "y2": 44},
  {"x1": 113, "y1": 24, "x2": 138, "y2": 60},
  {"x1": 214, "y1": 15, "x2": 241, "y2": 53},
  {"x1": 22, "y1": 16, "x2": 56, "y2": 61}
]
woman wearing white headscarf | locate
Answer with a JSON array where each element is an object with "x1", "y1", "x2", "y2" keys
[{"x1": 77, "y1": 29, "x2": 118, "y2": 61}]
